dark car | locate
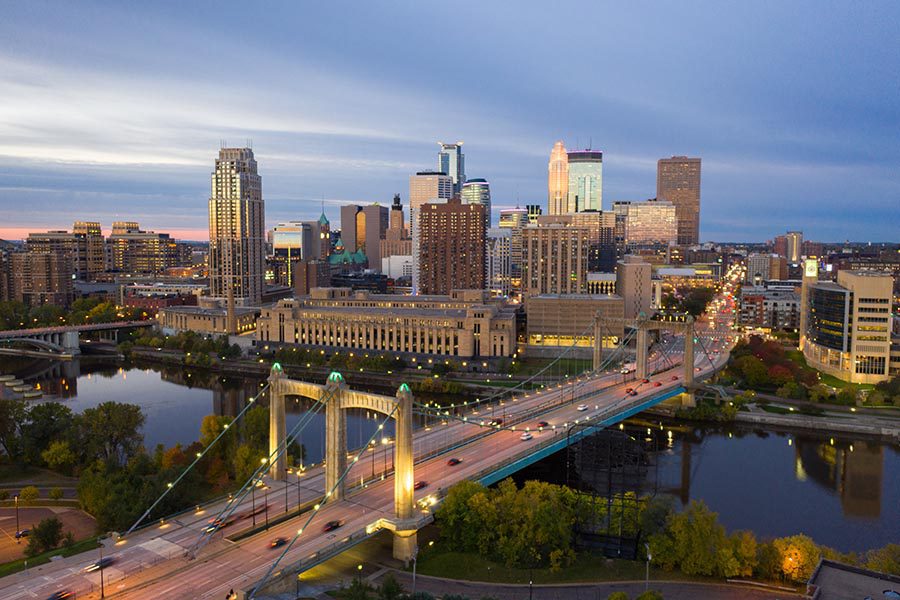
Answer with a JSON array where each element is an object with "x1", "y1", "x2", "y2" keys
[
  {"x1": 629, "y1": 391, "x2": 638, "y2": 396},
  {"x1": 322, "y1": 520, "x2": 343, "y2": 532},
  {"x1": 489, "y1": 419, "x2": 503, "y2": 426},
  {"x1": 625, "y1": 387, "x2": 633, "y2": 393},
  {"x1": 269, "y1": 537, "x2": 288, "y2": 549},
  {"x1": 653, "y1": 381, "x2": 662, "y2": 387},
  {"x1": 536, "y1": 421, "x2": 549, "y2": 428},
  {"x1": 84, "y1": 557, "x2": 115, "y2": 573},
  {"x1": 46, "y1": 592, "x2": 73, "y2": 600},
  {"x1": 14, "y1": 529, "x2": 30, "y2": 539},
  {"x1": 414, "y1": 481, "x2": 428, "y2": 490},
  {"x1": 641, "y1": 378, "x2": 650, "y2": 384},
  {"x1": 447, "y1": 458, "x2": 462, "y2": 466},
  {"x1": 671, "y1": 375, "x2": 679, "y2": 381}
]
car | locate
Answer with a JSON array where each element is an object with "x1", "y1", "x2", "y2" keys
[
  {"x1": 322, "y1": 520, "x2": 343, "y2": 532},
  {"x1": 14, "y1": 529, "x2": 30, "y2": 539},
  {"x1": 629, "y1": 391, "x2": 638, "y2": 396},
  {"x1": 671, "y1": 375, "x2": 678, "y2": 381},
  {"x1": 519, "y1": 432, "x2": 533, "y2": 441},
  {"x1": 577, "y1": 404, "x2": 588, "y2": 411},
  {"x1": 414, "y1": 480, "x2": 429, "y2": 490},
  {"x1": 536, "y1": 421, "x2": 549, "y2": 428},
  {"x1": 447, "y1": 458, "x2": 462, "y2": 466},
  {"x1": 654, "y1": 381, "x2": 662, "y2": 387},
  {"x1": 269, "y1": 537, "x2": 288, "y2": 549},
  {"x1": 620, "y1": 368, "x2": 631, "y2": 374},
  {"x1": 625, "y1": 387, "x2": 633, "y2": 393},
  {"x1": 489, "y1": 418, "x2": 503, "y2": 426},
  {"x1": 641, "y1": 378, "x2": 650, "y2": 384},
  {"x1": 84, "y1": 557, "x2": 115, "y2": 573},
  {"x1": 46, "y1": 592, "x2": 73, "y2": 600}
]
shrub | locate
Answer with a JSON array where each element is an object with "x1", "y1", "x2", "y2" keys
[
  {"x1": 49, "y1": 487, "x2": 64, "y2": 501},
  {"x1": 607, "y1": 593, "x2": 630, "y2": 600},
  {"x1": 635, "y1": 592, "x2": 663, "y2": 600},
  {"x1": 18, "y1": 485, "x2": 39, "y2": 505}
]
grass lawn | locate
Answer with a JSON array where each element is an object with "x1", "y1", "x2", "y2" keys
[
  {"x1": 0, "y1": 537, "x2": 100, "y2": 578},
  {"x1": 0, "y1": 465, "x2": 78, "y2": 486},
  {"x1": 783, "y1": 350, "x2": 874, "y2": 393},
  {"x1": 414, "y1": 548, "x2": 704, "y2": 585}
]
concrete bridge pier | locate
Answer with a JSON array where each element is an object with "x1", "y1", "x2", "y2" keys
[
  {"x1": 324, "y1": 375, "x2": 348, "y2": 500},
  {"x1": 635, "y1": 327, "x2": 650, "y2": 379},
  {"x1": 391, "y1": 384, "x2": 417, "y2": 563},
  {"x1": 268, "y1": 364, "x2": 288, "y2": 481}
]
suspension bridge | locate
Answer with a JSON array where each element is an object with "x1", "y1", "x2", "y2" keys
[{"x1": 0, "y1": 308, "x2": 737, "y2": 600}]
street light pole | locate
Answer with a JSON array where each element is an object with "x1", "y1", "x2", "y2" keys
[
  {"x1": 99, "y1": 543, "x2": 106, "y2": 598},
  {"x1": 14, "y1": 496, "x2": 19, "y2": 543},
  {"x1": 252, "y1": 482, "x2": 257, "y2": 527},
  {"x1": 265, "y1": 488, "x2": 269, "y2": 529},
  {"x1": 412, "y1": 545, "x2": 419, "y2": 597},
  {"x1": 645, "y1": 543, "x2": 651, "y2": 592}
]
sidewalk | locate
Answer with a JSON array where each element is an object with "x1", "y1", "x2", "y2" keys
[{"x1": 374, "y1": 570, "x2": 802, "y2": 600}]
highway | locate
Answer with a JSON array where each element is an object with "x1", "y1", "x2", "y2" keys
[{"x1": 2, "y1": 271, "x2": 741, "y2": 599}]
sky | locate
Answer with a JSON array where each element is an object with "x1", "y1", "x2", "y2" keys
[{"x1": 0, "y1": 1, "x2": 898, "y2": 242}]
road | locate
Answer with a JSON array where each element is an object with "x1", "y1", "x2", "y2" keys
[{"x1": 2, "y1": 271, "x2": 741, "y2": 599}]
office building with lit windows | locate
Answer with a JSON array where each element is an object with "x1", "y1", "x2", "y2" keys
[
  {"x1": 208, "y1": 147, "x2": 265, "y2": 306},
  {"x1": 417, "y1": 197, "x2": 486, "y2": 295},
  {"x1": 522, "y1": 217, "x2": 591, "y2": 297},
  {"x1": 548, "y1": 141, "x2": 569, "y2": 215},
  {"x1": 257, "y1": 287, "x2": 515, "y2": 358},
  {"x1": 437, "y1": 141, "x2": 465, "y2": 194},
  {"x1": 657, "y1": 156, "x2": 701, "y2": 245},
  {"x1": 409, "y1": 170, "x2": 453, "y2": 292},
  {"x1": 461, "y1": 178, "x2": 491, "y2": 227},
  {"x1": 802, "y1": 271, "x2": 893, "y2": 384},
  {"x1": 567, "y1": 150, "x2": 603, "y2": 212},
  {"x1": 340, "y1": 203, "x2": 389, "y2": 271},
  {"x1": 612, "y1": 200, "x2": 677, "y2": 247}
]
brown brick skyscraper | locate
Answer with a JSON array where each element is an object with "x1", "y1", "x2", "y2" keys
[
  {"x1": 418, "y1": 197, "x2": 486, "y2": 295},
  {"x1": 656, "y1": 156, "x2": 701, "y2": 245}
]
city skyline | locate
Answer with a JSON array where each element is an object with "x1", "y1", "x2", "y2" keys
[{"x1": 1, "y1": 2, "x2": 898, "y2": 242}]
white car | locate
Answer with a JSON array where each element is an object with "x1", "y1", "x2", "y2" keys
[
  {"x1": 519, "y1": 432, "x2": 533, "y2": 441},
  {"x1": 577, "y1": 404, "x2": 588, "y2": 411}
]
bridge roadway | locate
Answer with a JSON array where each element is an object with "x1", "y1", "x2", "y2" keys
[
  {"x1": 0, "y1": 321, "x2": 152, "y2": 338},
  {"x1": 3, "y1": 341, "x2": 733, "y2": 599}
]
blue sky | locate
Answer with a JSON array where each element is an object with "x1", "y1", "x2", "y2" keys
[{"x1": 0, "y1": 1, "x2": 898, "y2": 242}]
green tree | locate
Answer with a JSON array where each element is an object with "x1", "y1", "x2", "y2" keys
[
  {"x1": 344, "y1": 577, "x2": 373, "y2": 600},
  {"x1": 49, "y1": 487, "x2": 64, "y2": 501},
  {"x1": 864, "y1": 543, "x2": 900, "y2": 575},
  {"x1": 435, "y1": 480, "x2": 487, "y2": 552},
  {"x1": 607, "y1": 593, "x2": 630, "y2": 600},
  {"x1": 376, "y1": 573, "x2": 404, "y2": 600},
  {"x1": 729, "y1": 530, "x2": 758, "y2": 577},
  {"x1": 635, "y1": 592, "x2": 663, "y2": 600},
  {"x1": 42, "y1": 440, "x2": 77, "y2": 474},
  {"x1": 24, "y1": 516, "x2": 63, "y2": 557},
  {"x1": 233, "y1": 443, "x2": 263, "y2": 484},
  {"x1": 242, "y1": 406, "x2": 270, "y2": 453},
  {"x1": 24, "y1": 402, "x2": 74, "y2": 465},
  {"x1": 734, "y1": 355, "x2": 767, "y2": 388},
  {"x1": 75, "y1": 402, "x2": 145, "y2": 466},
  {"x1": 0, "y1": 398, "x2": 28, "y2": 460},
  {"x1": 19, "y1": 485, "x2": 39, "y2": 505},
  {"x1": 648, "y1": 500, "x2": 731, "y2": 577}
]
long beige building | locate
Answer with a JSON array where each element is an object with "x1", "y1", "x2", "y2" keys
[
  {"x1": 257, "y1": 288, "x2": 516, "y2": 358},
  {"x1": 802, "y1": 270, "x2": 893, "y2": 384}
]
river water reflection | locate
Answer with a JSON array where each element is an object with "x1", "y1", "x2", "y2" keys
[{"x1": 2, "y1": 357, "x2": 898, "y2": 553}]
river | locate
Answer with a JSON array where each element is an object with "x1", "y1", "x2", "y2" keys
[{"x1": 2, "y1": 356, "x2": 897, "y2": 553}]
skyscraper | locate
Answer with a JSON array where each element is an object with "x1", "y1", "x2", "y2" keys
[
  {"x1": 409, "y1": 171, "x2": 453, "y2": 292},
  {"x1": 499, "y1": 207, "x2": 528, "y2": 295},
  {"x1": 437, "y1": 141, "x2": 465, "y2": 194},
  {"x1": 208, "y1": 147, "x2": 265, "y2": 306},
  {"x1": 547, "y1": 141, "x2": 569, "y2": 215},
  {"x1": 522, "y1": 217, "x2": 591, "y2": 297},
  {"x1": 616, "y1": 255, "x2": 652, "y2": 320},
  {"x1": 786, "y1": 231, "x2": 803, "y2": 262},
  {"x1": 656, "y1": 156, "x2": 701, "y2": 246},
  {"x1": 567, "y1": 150, "x2": 603, "y2": 212},
  {"x1": 418, "y1": 197, "x2": 486, "y2": 295},
  {"x1": 487, "y1": 228, "x2": 512, "y2": 297},
  {"x1": 340, "y1": 203, "x2": 389, "y2": 271},
  {"x1": 611, "y1": 200, "x2": 677, "y2": 247},
  {"x1": 461, "y1": 178, "x2": 492, "y2": 227}
]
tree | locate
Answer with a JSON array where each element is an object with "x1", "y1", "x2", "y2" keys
[
  {"x1": 344, "y1": 577, "x2": 373, "y2": 600},
  {"x1": 24, "y1": 516, "x2": 63, "y2": 556},
  {"x1": 864, "y1": 543, "x2": 900, "y2": 575},
  {"x1": 23, "y1": 402, "x2": 74, "y2": 464},
  {"x1": 734, "y1": 356, "x2": 768, "y2": 388},
  {"x1": 729, "y1": 530, "x2": 758, "y2": 577},
  {"x1": 648, "y1": 500, "x2": 731, "y2": 577},
  {"x1": 766, "y1": 365, "x2": 793, "y2": 387},
  {"x1": 75, "y1": 402, "x2": 145, "y2": 466},
  {"x1": 242, "y1": 406, "x2": 269, "y2": 454},
  {"x1": 607, "y1": 593, "x2": 630, "y2": 600},
  {"x1": 0, "y1": 398, "x2": 28, "y2": 460},
  {"x1": 635, "y1": 592, "x2": 663, "y2": 600},
  {"x1": 773, "y1": 534, "x2": 819, "y2": 582},
  {"x1": 49, "y1": 487, "x2": 64, "y2": 501},
  {"x1": 233, "y1": 443, "x2": 262, "y2": 484},
  {"x1": 376, "y1": 573, "x2": 404, "y2": 600},
  {"x1": 42, "y1": 440, "x2": 77, "y2": 474},
  {"x1": 19, "y1": 485, "x2": 39, "y2": 505},
  {"x1": 435, "y1": 480, "x2": 487, "y2": 552}
]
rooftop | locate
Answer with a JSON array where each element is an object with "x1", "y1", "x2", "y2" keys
[{"x1": 807, "y1": 559, "x2": 900, "y2": 600}]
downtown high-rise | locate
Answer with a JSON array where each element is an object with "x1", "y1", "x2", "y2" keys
[
  {"x1": 437, "y1": 141, "x2": 465, "y2": 194},
  {"x1": 567, "y1": 150, "x2": 603, "y2": 212},
  {"x1": 208, "y1": 147, "x2": 265, "y2": 306},
  {"x1": 547, "y1": 141, "x2": 569, "y2": 215},
  {"x1": 656, "y1": 156, "x2": 701, "y2": 246},
  {"x1": 409, "y1": 170, "x2": 453, "y2": 292}
]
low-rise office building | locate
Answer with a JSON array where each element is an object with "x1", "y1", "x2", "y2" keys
[
  {"x1": 526, "y1": 294, "x2": 625, "y2": 358},
  {"x1": 802, "y1": 271, "x2": 893, "y2": 384},
  {"x1": 257, "y1": 288, "x2": 515, "y2": 358},
  {"x1": 159, "y1": 300, "x2": 258, "y2": 335},
  {"x1": 739, "y1": 286, "x2": 800, "y2": 330}
]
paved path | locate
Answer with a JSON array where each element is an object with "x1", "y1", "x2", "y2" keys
[{"x1": 378, "y1": 571, "x2": 802, "y2": 600}]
